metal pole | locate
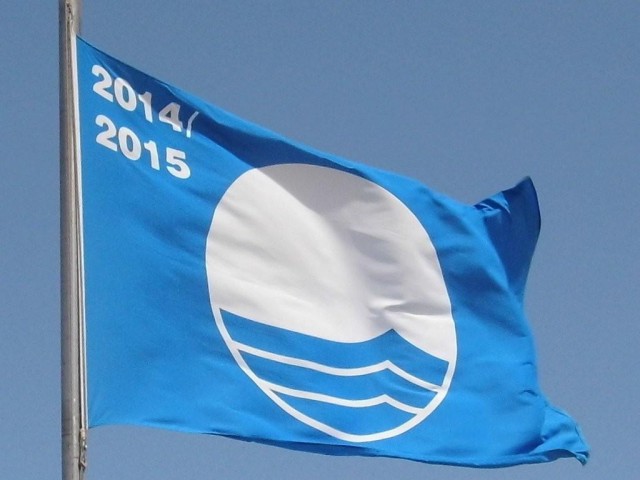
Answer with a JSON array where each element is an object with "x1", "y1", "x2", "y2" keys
[{"x1": 60, "y1": 1, "x2": 86, "y2": 480}]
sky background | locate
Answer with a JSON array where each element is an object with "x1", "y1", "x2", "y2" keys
[{"x1": 1, "y1": 1, "x2": 638, "y2": 479}]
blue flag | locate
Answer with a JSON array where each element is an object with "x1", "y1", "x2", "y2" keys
[{"x1": 75, "y1": 36, "x2": 589, "y2": 467}]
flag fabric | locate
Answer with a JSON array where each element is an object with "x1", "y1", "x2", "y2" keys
[{"x1": 75, "y1": 36, "x2": 589, "y2": 467}]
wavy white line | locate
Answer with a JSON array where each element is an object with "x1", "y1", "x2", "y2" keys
[
  {"x1": 232, "y1": 340, "x2": 442, "y2": 393},
  {"x1": 261, "y1": 381, "x2": 424, "y2": 414}
]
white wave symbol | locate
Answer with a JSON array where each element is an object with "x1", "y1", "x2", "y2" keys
[
  {"x1": 236, "y1": 342, "x2": 443, "y2": 415},
  {"x1": 221, "y1": 310, "x2": 449, "y2": 439}
]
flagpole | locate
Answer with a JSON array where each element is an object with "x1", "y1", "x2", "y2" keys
[{"x1": 60, "y1": 1, "x2": 86, "y2": 480}]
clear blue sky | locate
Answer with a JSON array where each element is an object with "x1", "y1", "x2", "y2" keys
[{"x1": 1, "y1": 1, "x2": 638, "y2": 478}]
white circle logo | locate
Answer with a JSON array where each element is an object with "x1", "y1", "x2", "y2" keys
[{"x1": 206, "y1": 164, "x2": 456, "y2": 442}]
